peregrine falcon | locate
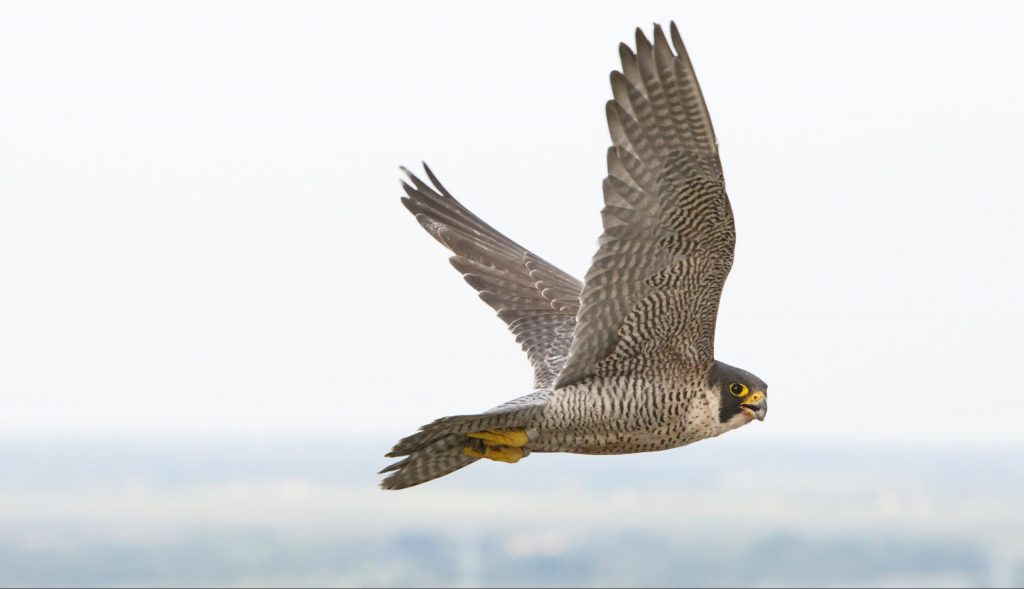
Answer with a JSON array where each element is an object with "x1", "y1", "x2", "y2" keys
[{"x1": 381, "y1": 22, "x2": 767, "y2": 490}]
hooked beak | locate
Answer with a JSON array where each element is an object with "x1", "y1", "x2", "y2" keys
[{"x1": 740, "y1": 391, "x2": 767, "y2": 422}]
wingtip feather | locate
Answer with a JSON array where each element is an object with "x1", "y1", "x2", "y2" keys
[
  {"x1": 652, "y1": 22, "x2": 672, "y2": 58},
  {"x1": 422, "y1": 162, "x2": 454, "y2": 199},
  {"x1": 669, "y1": 21, "x2": 687, "y2": 56},
  {"x1": 635, "y1": 27, "x2": 652, "y2": 51}
]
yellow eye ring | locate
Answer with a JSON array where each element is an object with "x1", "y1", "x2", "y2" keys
[{"x1": 729, "y1": 383, "x2": 748, "y2": 397}]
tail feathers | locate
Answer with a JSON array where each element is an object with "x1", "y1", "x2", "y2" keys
[
  {"x1": 378, "y1": 434, "x2": 478, "y2": 490},
  {"x1": 386, "y1": 414, "x2": 485, "y2": 458},
  {"x1": 381, "y1": 400, "x2": 547, "y2": 489},
  {"x1": 386, "y1": 402, "x2": 544, "y2": 458}
]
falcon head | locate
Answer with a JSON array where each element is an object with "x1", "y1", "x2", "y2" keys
[{"x1": 710, "y1": 361, "x2": 768, "y2": 424}]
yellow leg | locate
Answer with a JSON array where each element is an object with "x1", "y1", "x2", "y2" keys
[
  {"x1": 466, "y1": 428, "x2": 529, "y2": 447},
  {"x1": 463, "y1": 444, "x2": 528, "y2": 464}
]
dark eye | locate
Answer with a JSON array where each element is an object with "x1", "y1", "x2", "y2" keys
[{"x1": 729, "y1": 383, "x2": 748, "y2": 397}]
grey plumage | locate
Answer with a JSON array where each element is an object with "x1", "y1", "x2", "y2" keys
[
  {"x1": 381, "y1": 22, "x2": 767, "y2": 491},
  {"x1": 555, "y1": 23, "x2": 730, "y2": 388},
  {"x1": 400, "y1": 165, "x2": 581, "y2": 390}
]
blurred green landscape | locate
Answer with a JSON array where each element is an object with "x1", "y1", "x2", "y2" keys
[{"x1": 1, "y1": 436, "x2": 1021, "y2": 587}]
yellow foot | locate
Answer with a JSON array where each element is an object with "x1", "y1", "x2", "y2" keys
[
  {"x1": 463, "y1": 443, "x2": 529, "y2": 464},
  {"x1": 466, "y1": 428, "x2": 529, "y2": 447}
]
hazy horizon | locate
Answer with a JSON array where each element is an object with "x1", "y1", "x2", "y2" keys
[{"x1": 1, "y1": 435, "x2": 1022, "y2": 586}]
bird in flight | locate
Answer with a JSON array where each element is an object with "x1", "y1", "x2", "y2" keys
[{"x1": 381, "y1": 22, "x2": 767, "y2": 490}]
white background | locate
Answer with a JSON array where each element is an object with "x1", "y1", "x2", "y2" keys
[{"x1": 2, "y1": 1, "x2": 1022, "y2": 443}]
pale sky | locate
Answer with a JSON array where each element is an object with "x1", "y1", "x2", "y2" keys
[{"x1": 2, "y1": 1, "x2": 1023, "y2": 443}]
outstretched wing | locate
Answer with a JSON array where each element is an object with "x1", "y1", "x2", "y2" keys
[
  {"x1": 554, "y1": 22, "x2": 735, "y2": 388},
  {"x1": 401, "y1": 165, "x2": 582, "y2": 389}
]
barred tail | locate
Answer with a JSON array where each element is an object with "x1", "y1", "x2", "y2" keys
[
  {"x1": 379, "y1": 402, "x2": 544, "y2": 490},
  {"x1": 378, "y1": 433, "x2": 479, "y2": 490},
  {"x1": 379, "y1": 413, "x2": 491, "y2": 490}
]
